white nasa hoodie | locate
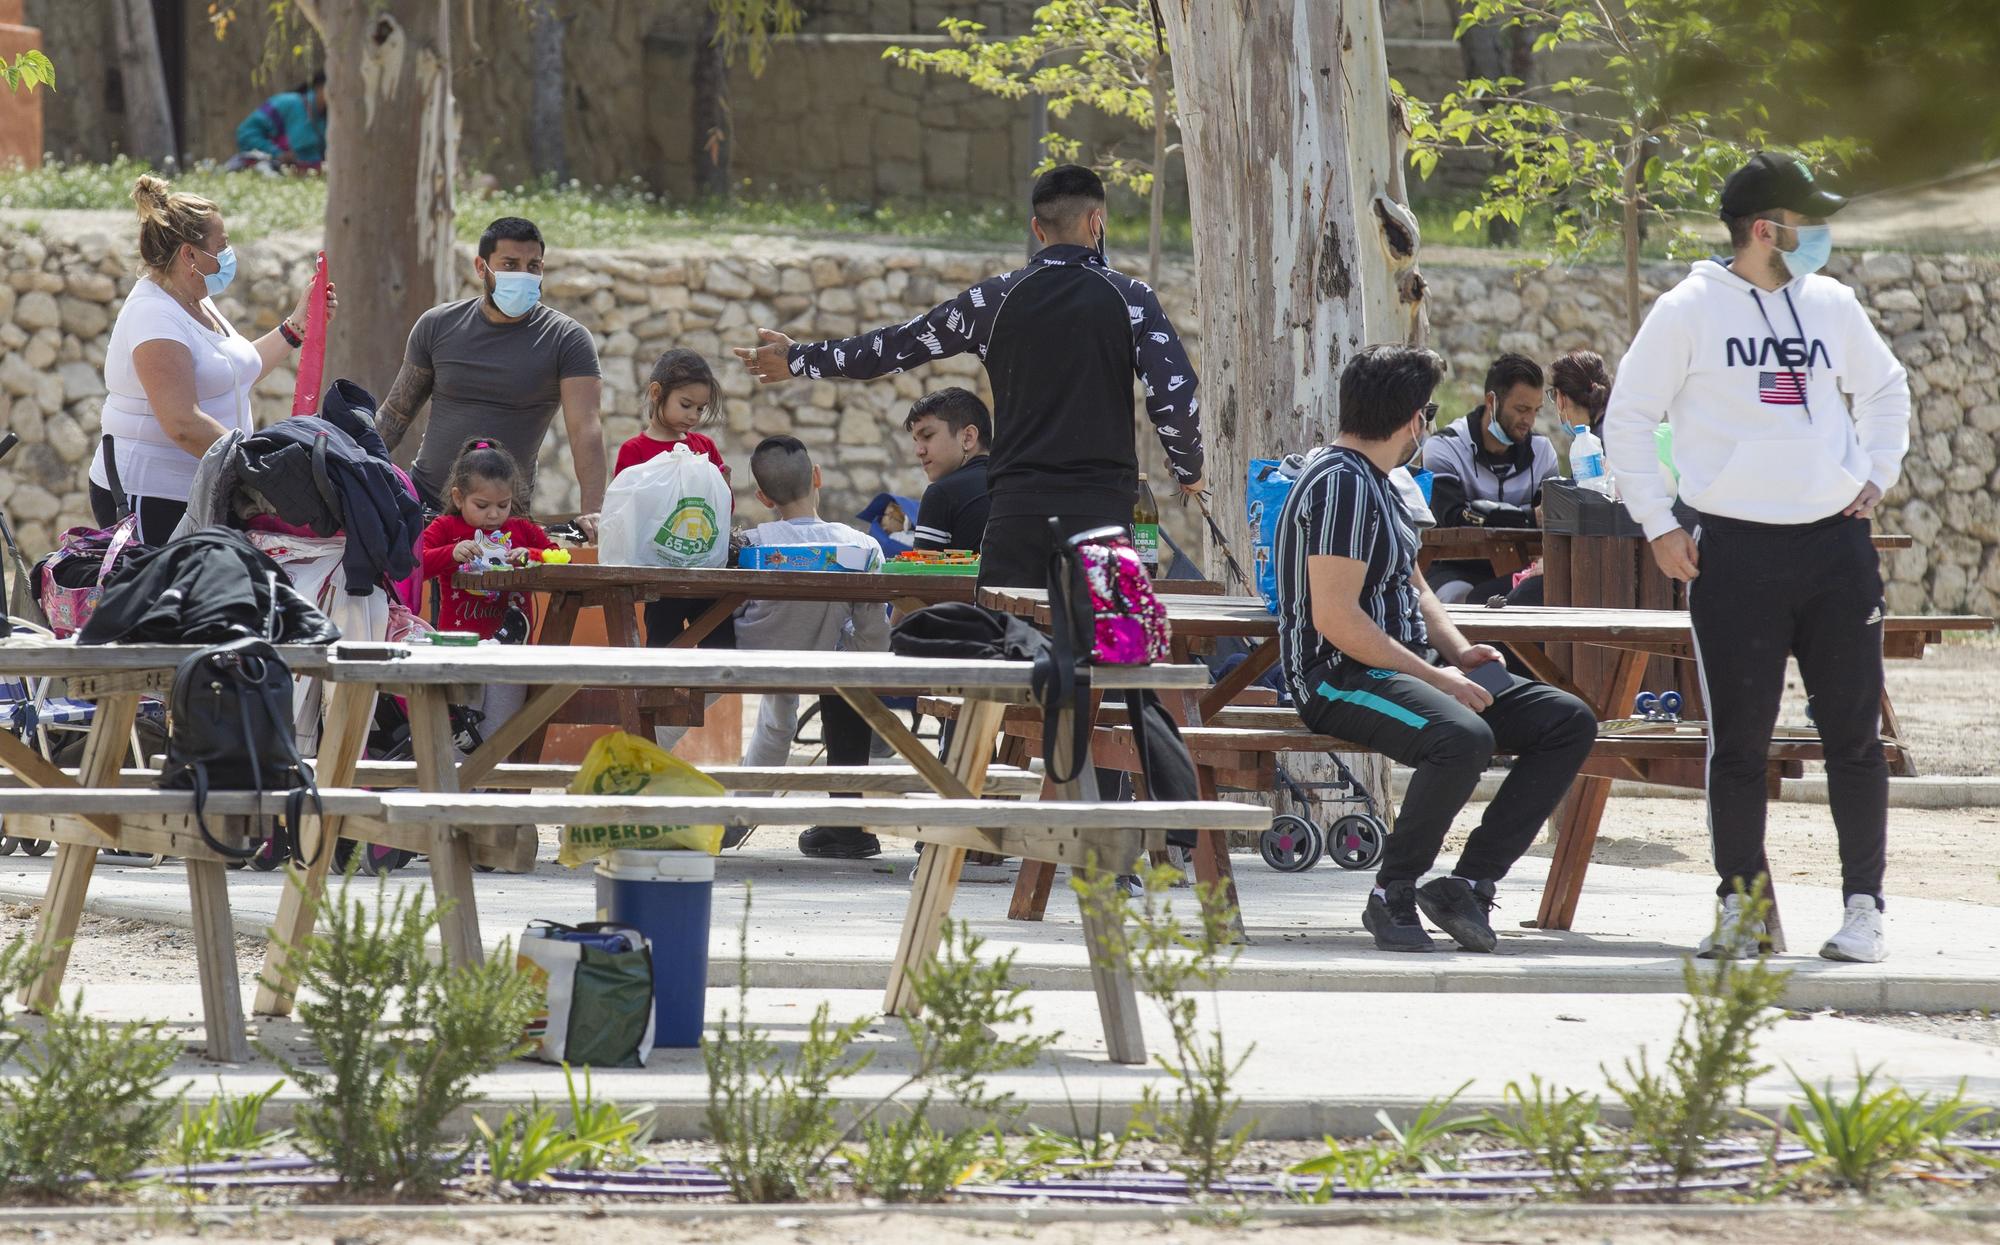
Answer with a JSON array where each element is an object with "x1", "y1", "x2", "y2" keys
[{"x1": 1603, "y1": 258, "x2": 1910, "y2": 541}]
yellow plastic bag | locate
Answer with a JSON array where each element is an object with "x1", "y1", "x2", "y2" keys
[{"x1": 558, "y1": 731, "x2": 726, "y2": 866}]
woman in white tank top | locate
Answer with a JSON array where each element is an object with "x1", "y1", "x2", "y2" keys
[{"x1": 87, "y1": 173, "x2": 337, "y2": 543}]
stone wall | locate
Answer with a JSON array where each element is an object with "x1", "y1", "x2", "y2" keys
[{"x1": 2, "y1": 214, "x2": 1994, "y2": 618}]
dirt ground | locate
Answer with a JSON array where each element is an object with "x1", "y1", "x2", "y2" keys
[{"x1": 2, "y1": 1209, "x2": 1998, "y2": 1245}]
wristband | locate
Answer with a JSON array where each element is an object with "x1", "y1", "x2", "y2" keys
[{"x1": 278, "y1": 318, "x2": 304, "y2": 348}]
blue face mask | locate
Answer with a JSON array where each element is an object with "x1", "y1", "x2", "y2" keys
[
  {"x1": 198, "y1": 245, "x2": 237, "y2": 298},
  {"x1": 1485, "y1": 400, "x2": 1515, "y2": 447},
  {"x1": 490, "y1": 270, "x2": 542, "y2": 317},
  {"x1": 1777, "y1": 223, "x2": 1832, "y2": 279}
]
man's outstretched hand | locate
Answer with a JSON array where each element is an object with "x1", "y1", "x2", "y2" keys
[{"x1": 733, "y1": 328, "x2": 797, "y2": 385}]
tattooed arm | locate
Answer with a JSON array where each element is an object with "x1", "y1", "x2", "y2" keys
[{"x1": 376, "y1": 360, "x2": 434, "y2": 453}]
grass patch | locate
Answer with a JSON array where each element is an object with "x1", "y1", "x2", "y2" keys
[{"x1": 0, "y1": 158, "x2": 1192, "y2": 253}]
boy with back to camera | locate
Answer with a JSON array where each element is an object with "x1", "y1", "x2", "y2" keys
[{"x1": 734, "y1": 436, "x2": 890, "y2": 860}]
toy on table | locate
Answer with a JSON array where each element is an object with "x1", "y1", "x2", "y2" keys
[
  {"x1": 884, "y1": 549, "x2": 980, "y2": 576},
  {"x1": 1632, "y1": 690, "x2": 1683, "y2": 722},
  {"x1": 741, "y1": 543, "x2": 876, "y2": 572}
]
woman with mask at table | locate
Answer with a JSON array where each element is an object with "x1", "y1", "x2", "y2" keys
[{"x1": 90, "y1": 174, "x2": 336, "y2": 543}]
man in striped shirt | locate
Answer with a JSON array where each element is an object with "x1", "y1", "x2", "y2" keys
[{"x1": 1275, "y1": 345, "x2": 1597, "y2": 953}]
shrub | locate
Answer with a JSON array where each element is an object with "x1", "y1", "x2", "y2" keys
[
  {"x1": 1782, "y1": 1067, "x2": 1992, "y2": 1194},
  {"x1": 0, "y1": 936, "x2": 180, "y2": 1202},
  {"x1": 164, "y1": 1081, "x2": 290, "y2": 1167},
  {"x1": 260, "y1": 873, "x2": 540, "y2": 1197},
  {"x1": 1492, "y1": 1076, "x2": 1623, "y2": 1200},
  {"x1": 1074, "y1": 864, "x2": 1251, "y2": 1195},
  {"x1": 1607, "y1": 883, "x2": 1790, "y2": 1190}
]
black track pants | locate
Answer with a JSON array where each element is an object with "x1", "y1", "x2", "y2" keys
[
  {"x1": 1297, "y1": 659, "x2": 1597, "y2": 886},
  {"x1": 978, "y1": 510, "x2": 1128, "y2": 590},
  {"x1": 1689, "y1": 512, "x2": 1887, "y2": 901}
]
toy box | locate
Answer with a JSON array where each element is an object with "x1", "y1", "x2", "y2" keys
[{"x1": 740, "y1": 543, "x2": 876, "y2": 572}]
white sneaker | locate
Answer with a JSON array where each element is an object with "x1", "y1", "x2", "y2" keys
[
  {"x1": 1819, "y1": 895, "x2": 1887, "y2": 963},
  {"x1": 1696, "y1": 893, "x2": 1768, "y2": 959}
]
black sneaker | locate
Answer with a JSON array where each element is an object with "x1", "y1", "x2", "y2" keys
[
  {"x1": 1363, "y1": 881, "x2": 1436, "y2": 953},
  {"x1": 1416, "y1": 877, "x2": 1499, "y2": 953},
  {"x1": 797, "y1": 826, "x2": 881, "y2": 859}
]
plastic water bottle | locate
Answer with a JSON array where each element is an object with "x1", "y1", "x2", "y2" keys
[{"x1": 1570, "y1": 424, "x2": 1614, "y2": 498}]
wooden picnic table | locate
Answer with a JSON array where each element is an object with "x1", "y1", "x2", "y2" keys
[
  {"x1": 1420, "y1": 526, "x2": 1919, "y2": 773},
  {"x1": 0, "y1": 639, "x2": 1247, "y2": 1066},
  {"x1": 454, "y1": 562, "x2": 1222, "y2": 748},
  {"x1": 977, "y1": 588, "x2": 1991, "y2": 930},
  {"x1": 1417, "y1": 525, "x2": 1911, "y2": 577}
]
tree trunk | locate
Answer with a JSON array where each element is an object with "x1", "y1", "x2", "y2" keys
[
  {"x1": 1452, "y1": 1, "x2": 1532, "y2": 246},
  {"x1": 691, "y1": 10, "x2": 730, "y2": 199},
  {"x1": 322, "y1": 0, "x2": 457, "y2": 401},
  {"x1": 1147, "y1": 57, "x2": 1166, "y2": 289},
  {"x1": 1156, "y1": 0, "x2": 1420, "y2": 836},
  {"x1": 529, "y1": 0, "x2": 568, "y2": 181},
  {"x1": 1622, "y1": 130, "x2": 1644, "y2": 338},
  {"x1": 109, "y1": 0, "x2": 177, "y2": 163}
]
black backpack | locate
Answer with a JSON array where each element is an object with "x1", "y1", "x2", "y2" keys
[{"x1": 160, "y1": 627, "x2": 325, "y2": 866}]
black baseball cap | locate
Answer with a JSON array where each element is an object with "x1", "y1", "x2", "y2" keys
[{"x1": 1720, "y1": 152, "x2": 1846, "y2": 218}]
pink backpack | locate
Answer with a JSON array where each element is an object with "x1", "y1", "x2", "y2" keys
[
  {"x1": 35, "y1": 513, "x2": 143, "y2": 638},
  {"x1": 1040, "y1": 522, "x2": 1174, "y2": 785},
  {"x1": 1068, "y1": 529, "x2": 1171, "y2": 665}
]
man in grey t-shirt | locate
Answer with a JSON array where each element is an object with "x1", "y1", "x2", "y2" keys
[{"x1": 378, "y1": 217, "x2": 606, "y2": 532}]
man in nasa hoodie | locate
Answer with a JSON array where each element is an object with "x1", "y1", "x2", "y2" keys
[{"x1": 1604, "y1": 152, "x2": 1910, "y2": 963}]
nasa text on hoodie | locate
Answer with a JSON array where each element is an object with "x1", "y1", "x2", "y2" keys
[{"x1": 1601, "y1": 258, "x2": 1911, "y2": 541}]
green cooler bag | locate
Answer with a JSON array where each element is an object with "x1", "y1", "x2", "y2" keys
[{"x1": 516, "y1": 920, "x2": 656, "y2": 1066}]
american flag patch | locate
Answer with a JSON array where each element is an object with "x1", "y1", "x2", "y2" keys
[{"x1": 1759, "y1": 370, "x2": 1807, "y2": 405}]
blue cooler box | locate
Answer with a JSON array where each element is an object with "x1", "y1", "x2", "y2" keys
[{"x1": 594, "y1": 849, "x2": 716, "y2": 1048}]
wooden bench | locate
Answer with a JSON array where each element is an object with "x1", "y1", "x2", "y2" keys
[
  {"x1": 916, "y1": 694, "x2": 1901, "y2": 945},
  {"x1": 2, "y1": 782, "x2": 1263, "y2": 1065}
]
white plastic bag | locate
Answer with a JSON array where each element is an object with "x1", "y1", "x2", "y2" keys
[{"x1": 597, "y1": 444, "x2": 731, "y2": 568}]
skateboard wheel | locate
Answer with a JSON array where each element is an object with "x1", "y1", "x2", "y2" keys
[
  {"x1": 1634, "y1": 691, "x2": 1658, "y2": 716},
  {"x1": 1260, "y1": 814, "x2": 1325, "y2": 872},
  {"x1": 1659, "y1": 690, "x2": 1683, "y2": 715}
]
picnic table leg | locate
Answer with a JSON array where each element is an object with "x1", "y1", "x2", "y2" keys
[
  {"x1": 600, "y1": 587, "x2": 649, "y2": 735},
  {"x1": 519, "y1": 591, "x2": 581, "y2": 763},
  {"x1": 883, "y1": 698, "x2": 1004, "y2": 1017},
  {"x1": 256, "y1": 679, "x2": 375, "y2": 1017},
  {"x1": 187, "y1": 824, "x2": 249, "y2": 1062},
  {"x1": 20, "y1": 693, "x2": 139, "y2": 1013},
  {"x1": 409, "y1": 685, "x2": 485, "y2": 967},
  {"x1": 1879, "y1": 687, "x2": 1918, "y2": 776},
  {"x1": 1534, "y1": 646, "x2": 1649, "y2": 931},
  {"x1": 1193, "y1": 764, "x2": 1246, "y2": 944},
  {"x1": 1053, "y1": 718, "x2": 1146, "y2": 1067}
]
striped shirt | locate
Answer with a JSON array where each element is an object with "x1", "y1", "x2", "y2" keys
[{"x1": 1275, "y1": 446, "x2": 1428, "y2": 703}]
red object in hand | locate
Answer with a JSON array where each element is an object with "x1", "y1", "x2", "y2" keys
[{"x1": 290, "y1": 251, "x2": 329, "y2": 417}]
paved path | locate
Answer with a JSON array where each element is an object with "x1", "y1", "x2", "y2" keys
[
  {"x1": 6, "y1": 835, "x2": 1996, "y2": 1010},
  {"x1": 56, "y1": 979, "x2": 2000, "y2": 1140}
]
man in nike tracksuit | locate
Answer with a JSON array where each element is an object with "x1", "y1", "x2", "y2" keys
[
  {"x1": 1604, "y1": 152, "x2": 1912, "y2": 963},
  {"x1": 732, "y1": 164, "x2": 1205, "y2": 588}
]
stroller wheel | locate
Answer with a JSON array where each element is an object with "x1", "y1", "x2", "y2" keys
[
  {"x1": 334, "y1": 840, "x2": 410, "y2": 876},
  {"x1": 250, "y1": 839, "x2": 284, "y2": 871},
  {"x1": 1329, "y1": 814, "x2": 1388, "y2": 871},
  {"x1": 23, "y1": 838, "x2": 51, "y2": 857},
  {"x1": 1259, "y1": 814, "x2": 1324, "y2": 872},
  {"x1": 0, "y1": 836, "x2": 17, "y2": 856}
]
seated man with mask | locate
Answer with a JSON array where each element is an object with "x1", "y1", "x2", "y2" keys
[
  {"x1": 1275, "y1": 345, "x2": 1596, "y2": 954},
  {"x1": 1421, "y1": 352, "x2": 1558, "y2": 603}
]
